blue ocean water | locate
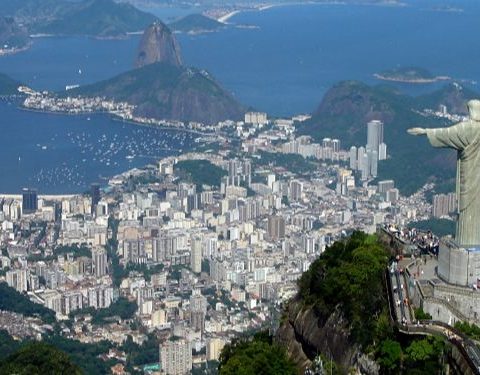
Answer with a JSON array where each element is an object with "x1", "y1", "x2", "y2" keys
[
  {"x1": 178, "y1": 0, "x2": 480, "y2": 115},
  {"x1": 0, "y1": 1, "x2": 479, "y2": 193}
]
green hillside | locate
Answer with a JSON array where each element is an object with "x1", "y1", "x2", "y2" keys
[
  {"x1": 298, "y1": 81, "x2": 477, "y2": 194},
  {"x1": 68, "y1": 62, "x2": 245, "y2": 124},
  {"x1": 34, "y1": 0, "x2": 158, "y2": 37}
]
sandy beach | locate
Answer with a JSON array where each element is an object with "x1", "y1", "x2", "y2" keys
[{"x1": 218, "y1": 10, "x2": 241, "y2": 24}]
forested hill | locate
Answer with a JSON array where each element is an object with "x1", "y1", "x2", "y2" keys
[{"x1": 298, "y1": 81, "x2": 478, "y2": 194}]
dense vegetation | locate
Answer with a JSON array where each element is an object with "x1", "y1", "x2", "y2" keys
[
  {"x1": 377, "y1": 336, "x2": 446, "y2": 374},
  {"x1": 454, "y1": 321, "x2": 480, "y2": 340},
  {"x1": 0, "y1": 283, "x2": 56, "y2": 323},
  {"x1": 413, "y1": 307, "x2": 432, "y2": 321},
  {"x1": 70, "y1": 296, "x2": 137, "y2": 324},
  {"x1": 44, "y1": 335, "x2": 114, "y2": 374},
  {"x1": 408, "y1": 218, "x2": 455, "y2": 237},
  {"x1": 219, "y1": 331, "x2": 296, "y2": 375},
  {"x1": 254, "y1": 151, "x2": 317, "y2": 175},
  {"x1": 295, "y1": 232, "x2": 449, "y2": 373},
  {"x1": 175, "y1": 159, "x2": 227, "y2": 189},
  {"x1": 0, "y1": 341, "x2": 82, "y2": 374},
  {"x1": 297, "y1": 232, "x2": 389, "y2": 346},
  {"x1": 54, "y1": 244, "x2": 92, "y2": 258},
  {"x1": 121, "y1": 333, "x2": 160, "y2": 372}
]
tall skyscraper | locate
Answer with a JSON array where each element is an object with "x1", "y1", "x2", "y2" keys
[
  {"x1": 433, "y1": 193, "x2": 457, "y2": 218},
  {"x1": 92, "y1": 248, "x2": 107, "y2": 277},
  {"x1": 357, "y1": 146, "x2": 369, "y2": 180},
  {"x1": 190, "y1": 237, "x2": 202, "y2": 274},
  {"x1": 368, "y1": 150, "x2": 378, "y2": 177},
  {"x1": 22, "y1": 188, "x2": 38, "y2": 214},
  {"x1": 349, "y1": 146, "x2": 357, "y2": 170},
  {"x1": 90, "y1": 183, "x2": 101, "y2": 215},
  {"x1": 331, "y1": 139, "x2": 340, "y2": 152},
  {"x1": 160, "y1": 339, "x2": 192, "y2": 375},
  {"x1": 322, "y1": 137, "x2": 332, "y2": 149},
  {"x1": 367, "y1": 120, "x2": 384, "y2": 154},
  {"x1": 289, "y1": 180, "x2": 303, "y2": 201},
  {"x1": 268, "y1": 215, "x2": 285, "y2": 240},
  {"x1": 379, "y1": 142, "x2": 387, "y2": 160}
]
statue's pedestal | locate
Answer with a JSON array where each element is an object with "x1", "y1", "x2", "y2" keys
[{"x1": 438, "y1": 239, "x2": 480, "y2": 286}]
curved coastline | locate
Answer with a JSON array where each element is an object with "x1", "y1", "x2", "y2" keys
[{"x1": 373, "y1": 73, "x2": 451, "y2": 84}]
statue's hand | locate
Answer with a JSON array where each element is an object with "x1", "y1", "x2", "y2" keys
[{"x1": 407, "y1": 127, "x2": 427, "y2": 136}]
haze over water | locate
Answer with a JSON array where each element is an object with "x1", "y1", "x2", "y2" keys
[{"x1": 0, "y1": 0, "x2": 479, "y2": 193}]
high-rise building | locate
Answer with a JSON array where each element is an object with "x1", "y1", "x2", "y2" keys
[
  {"x1": 322, "y1": 137, "x2": 332, "y2": 149},
  {"x1": 433, "y1": 193, "x2": 457, "y2": 218},
  {"x1": 206, "y1": 338, "x2": 226, "y2": 361},
  {"x1": 268, "y1": 215, "x2": 285, "y2": 240},
  {"x1": 22, "y1": 188, "x2": 38, "y2": 214},
  {"x1": 331, "y1": 139, "x2": 340, "y2": 152},
  {"x1": 289, "y1": 180, "x2": 303, "y2": 201},
  {"x1": 90, "y1": 183, "x2": 101, "y2": 215},
  {"x1": 367, "y1": 120, "x2": 384, "y2": 153},
  {"x1": 92, "y1": 248, "x2": 107, "y2": 277},
  {"x1": 386, "y1": 188, "x2": 400, "y2": 203},
  {"x1": 6, "y1": 269, "x2": 28, "y2": 292},
  {"x1": 379, "y1": 142, "x2": 387, "y2": 160},
  {"x1": 349, "y1": 146, "x2": 357, "y2": 170},
  {"x1": 190, "y1": 237, "x2": 202, "y2": 274},
  {"x1": 160, "y1": 339, "x2": 192, "y2": 375},
  {"x1": 378, "y1": 180, "x2": 395, "y2": 194},
  {"x1": 367, "y1": 149, "x2": 378, "y2": 178},
  {"x1": 357, "y1": 146, "x2": 369, "y2": 180}
]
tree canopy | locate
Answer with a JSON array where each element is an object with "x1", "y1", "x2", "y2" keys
[
  {"x1": 297, "y1": 231, "x2": 389, "y2": 346},
  {"x1": 0, "y1": 341, "x2": 82, "y2": 375},
  {"x1": 219, "y1": 332, "x2": 296, "y2": 375}
]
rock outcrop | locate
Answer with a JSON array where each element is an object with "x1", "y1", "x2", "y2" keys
[
  {"x1": 135, "y1": 22, "x2": 182, "y2": 68},
  {"x1": 275, "y1": 298, "x2": 379, "y2": 374}
]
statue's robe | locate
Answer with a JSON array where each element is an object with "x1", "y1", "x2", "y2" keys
[{"x1": 426, "y1": 120, "x2": 480, "y2": 246}]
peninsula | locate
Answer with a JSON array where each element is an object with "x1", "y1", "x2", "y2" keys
[{"x1": 374, "y1": 67, "x2": 450, "y2": 83}]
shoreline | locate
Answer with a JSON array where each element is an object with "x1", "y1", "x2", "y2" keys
[
  {"x1": 373, "y1": 73, "x2": 451, "y2": 84},
  {"x1": 19, "y1": 104, "x2": 213, "y2": 136},
  {"x1": 0, "y1": 194, "x2": 76, "y2": 200},
  {"x1": 0, "y1": 42, "x2": 33, "y2": 57},
  {"x1": 214, "y1": 0, "x2": 408, "y2": 24}
]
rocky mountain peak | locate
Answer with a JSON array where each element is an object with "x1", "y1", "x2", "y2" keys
[{"x1": 135, "y1": 22, "x2": 182, "y2": 69}]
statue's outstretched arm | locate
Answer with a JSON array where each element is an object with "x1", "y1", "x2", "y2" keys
[{"x1": 407, "y1": 127, "x2": 427, "y2": 136}]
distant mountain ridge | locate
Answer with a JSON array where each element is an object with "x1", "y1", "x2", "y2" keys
[
  {"x1": 68, "y1": 62, "x2": 245, "y2": 124},
  {"x1": 4, "y1": 0, "x2": 158, "y2": 38},
  {"x1": 299, "y1": 81, "x2": 479, "y2": 194}
]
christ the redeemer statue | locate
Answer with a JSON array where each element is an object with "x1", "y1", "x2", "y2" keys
[{"x1": 408, "y1": 99, "x2": 480, "y2": 247}]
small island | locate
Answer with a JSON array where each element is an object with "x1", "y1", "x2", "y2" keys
[{"x1": 374, "y1": 66, "x2": 450, "y2": 84}]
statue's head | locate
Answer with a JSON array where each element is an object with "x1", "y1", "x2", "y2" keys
[{"x1": 467, "y1": 100, "x2": 480, "y2": 121}]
